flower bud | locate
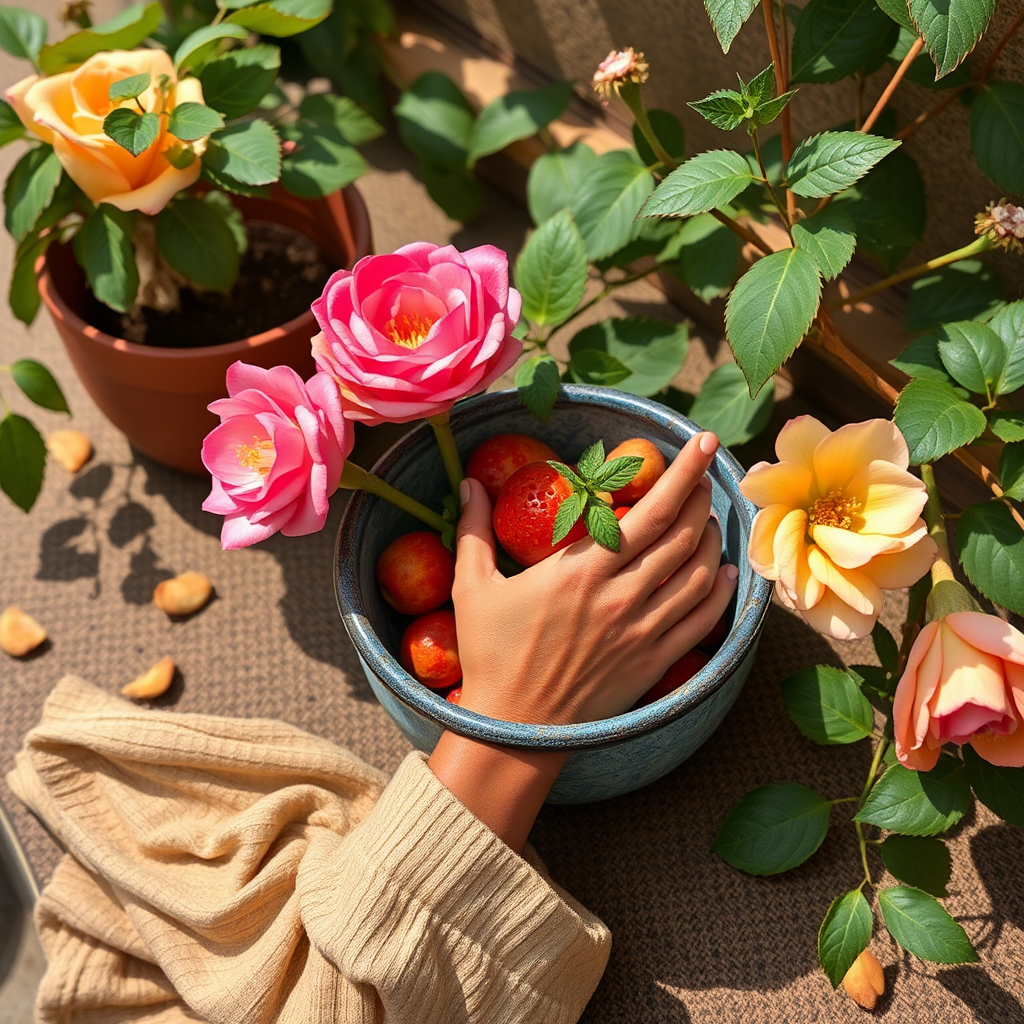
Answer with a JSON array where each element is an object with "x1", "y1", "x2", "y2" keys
[
  {"x1": 592, "y1": 47, "x2": 649, "y2": 100},
  {"x1": 842, "y1": 949, "x2": 884, "y2": 1010},
  {"x1": 975, "y1": 200, "x2": 1024, "y2": 252}
]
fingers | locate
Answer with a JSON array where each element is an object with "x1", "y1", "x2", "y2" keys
[
  {"x1": 643, "y1": 516, "x2": 723, "y2": 629},
  {"x1": 654, "y1": 563, "x2": 739, "y2": 667},
  {"x1": 453, "y1": 478, "x2": 498, "y2": 593}
]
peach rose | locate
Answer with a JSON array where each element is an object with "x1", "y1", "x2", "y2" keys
[
  {"x1": 6, "y1": 49, "x2": 208, "y2": 215},
  {"x1": 739, "y1": 416, "x2": 937, "y2": 640},
  {"x1": 894, "y1": 611, "x2": 1024, "y2": 770}
]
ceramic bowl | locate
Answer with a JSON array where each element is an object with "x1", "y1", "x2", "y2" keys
[{"x1": 335, "y1": 385, "x2": 771, "y2": 803}]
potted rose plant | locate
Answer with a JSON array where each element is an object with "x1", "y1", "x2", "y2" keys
[{"x1": 0, "y1": 0, "x2": 379, "y2": 501}]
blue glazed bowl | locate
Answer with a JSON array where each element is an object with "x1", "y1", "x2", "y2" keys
[{"x1": 335, "y1": 385, "x2": 772, "y2": 803}]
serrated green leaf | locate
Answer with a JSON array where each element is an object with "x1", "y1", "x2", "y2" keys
[
  {"x1": 688, "y1": 362, "x2": 774, "y2": 447},
  {"x1": 791, "y1": 207, "x2": 856, "y2": 281},
  {"x1": 568, "y1": 317, "x2": 689, "y2": 397},
  {"x1": 754, "y1": 90, "x2": 797, "y2": 126},
  {"x1": 935, "y1": 320, "x2": 1006, "y2": 396},
  {"x1": 203, "y1": 119, "x2": 280, "y2": 186},
  {"x1": 872, "y1": 622, "x2": 900, "y2": 675},
  {"x1": 703, "y1": 0, "x2": 759, "y2": 53},
  {"x1": 38, "y1": 3, "x2": 162, "y2": 75},
  {"x1": 0, "y1": 412, "x2": 45, "y2": 512},
  {"x1": 469, "y1": 81, "x2": 573, "y2": 165},
  {"x1": 156, "y1": 197, "x2": 239, "y2": 293},
  {"x1": 990, "y1": 411, "x2": 1024, "y2": 442},
  {"x1": 551, "y1": 487, "x2": 587, "y2": 545},
  {"x1": 986, "y1": 301, "x2": 1024, "y2": 394},
  {"x1": 726, "y1": 247, "x2": 822, "y2": 398},
  {"x1": 108, "y1": 73, "x2": 150, "y2": 102},
  {"x1": 73, "y1": 204, "x2": 137, "y2": 313},
  {"x1": 0, "y1": 5, "x2": 46, "y2": 63},
  {"x1": 849, "y1": 663, "x2": 897, "y2": 702},
  {"x1": 173, "y1": 22, "x2": 249, "y2": 72},
  {"x1": 906, "y1": 260, "x2": 1004, "y2": 333},
  {"x1": 642, "y1": 149, "x2": 753, "y2": 219},
  {"x1": 576, "y1": 440, "x2": 606, "y2": 479},
  {"x1": 549, "y1": 460, "x2": 586, "y2": 490},
  {"x1": 909, "y1": 0, "x2": 995, "y2": 79},
  {"x1": 10, "y1": 359, "x2": 67, "y2": 413},
  {"x1": 780, "y1": 665, "x2": 875, "y2": 745},
  {"x1": 279, "y1": 122, "x2": 366, "y2": 198},
  {"x1": 0, "y1": 97, "x2": 25, "y2": 148},
  {"x1": 893, "y1": 378, "x2": 987, "y2": 465},
  {"x1": 515, "y1": 355, "x2": 560, "y2": 423},
  {"x1": 791, "y1": 0, "x2": 900, "y2": 83},
  {"x1": 570, "y1": 157, "x2": 653, "y2": 261},
  {"x1": 395, "y1": 71, "x2": 473, "y2": 169},
  {"x1": 662, "y1": 213, "x2": 741, "y2": 302},
  {"x1": 970, "y1": 82, "x2": 1024, "y2": 195},
  {"x1": 526, "y1": 143, "x2": 599, "y2": 226},
  {"x1": 3, "y1": 146, "x2": 61, "y2": 242},
  {"x1": 890, "y1": 23, "x2": 973, "y2": 89},
  {"x1": 200, "y1": 43, "x2": 280, "y2": 120},
  {"x1": 877, "y1": 0, "x2": 915, "y2": 30},
  {"x1": 818, "y1": 889, "x2": 872, "y2": 987},
  {"x1": 856, "y1": 756, "x2": 970, "y2": 835},
  {"x1": 299, "y1": 93, "x2": 384, "y2": 147},
  {"x1": 689, "y1": 89, "x2": 748, "y2": 132},
  {"x1": 879, "y1": 886, "x2": 978, "y2": 963},
  {"x1": 568, "y1": 349, "x2": 633, "y2": 388},
  {"x1": 515, "y1": 210, "x2": 589, "y2": 328},
  {"x1": 891, "y1": 334, "x2": 956, "y2": 384},
  {"x1": 786, "y1": 131, "x2": 901, "y2": 198},
  {"x1": 103, "y1": 108, "x2": 159, "y2": 157},
  {"x1": 418, "y1": 161, "x2": 481, "y2": 222},
  {"x1": 879, "y1": 835, "x2": 952, "y2": 896},
  {"x1": 167, "y1": 102, "x2": 224, "y2": 143},
  {"x1": 584, "y1": 497, "x2": 622, "y2": 551},
  {"x1": 591, "y1": 455, "x2": 644, "y2": 491},
  {"x1": 631, "y1": 109, "x2": 686, "y2": 166},
  {"x1": 713, "y1": 783, "x2": 831, "y2": 875},
  {"x1": 999, "y1": 443, "x2": 1024, "y2": 500},
  {"x1": 225, "y1": 0, "x2": 331, "y2": 37},
  {"x1": 962, "y1": 745, "x2": 1024, "y2": 828},
  {"x1": 957, "y1": 500, "x2": 1024, "y2": 616}
]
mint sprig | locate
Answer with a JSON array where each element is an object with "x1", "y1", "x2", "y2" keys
[{"x1": 549, "y1": 440, "x2": 645, "y2": 552}]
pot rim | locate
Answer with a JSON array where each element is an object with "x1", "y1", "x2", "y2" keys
[
  {"x1": 335, "y1": 385, "x2": 773, "y2": 751},
  {"x1": 36, "y1": 184, "x2": 371, "y2": 360}
]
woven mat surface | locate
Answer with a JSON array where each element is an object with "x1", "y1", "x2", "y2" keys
[{"x1": 2, "y1": 100, "x2": 1023, "y2": 1024}]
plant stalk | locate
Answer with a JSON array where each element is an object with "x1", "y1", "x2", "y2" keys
[
  {"x1": 920, "y1": 463, "x2": 955, "y2": 584},
  {"x1": 750, "y1": 127, "x2": 792, "y2": 234},
  {"x1": 710, "y1": 208, "x2": 774, "y2": 255},
  {"x1": 761, "y1": 0, "x2": 795, "y2": 220},
  {"x1": 861, "y1": 37, "x2": 924, "y2": 134},
  {"x1": 619, "y1": 83, "x2": 679, "y2": 170},
  {"x1": 427, "y1": 411, "x2": 464, "y2": 497},
  {"x1": 339, "y1": 461, "x2": 447, "y2": 532}
]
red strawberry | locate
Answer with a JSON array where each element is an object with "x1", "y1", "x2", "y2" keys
[
  {"x1": 493, "y1": 461, "x2": 587, "y2": 566},
  {"x1": 466, "y1": 433, "x2": 560, "y2": 502}
]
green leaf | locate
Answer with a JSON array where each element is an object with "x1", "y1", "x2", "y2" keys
[
  {"x1": 662, "y1": 212, "x2": 741, "y2": 302},
  {"x1": 818, "y1": 889, "x2": 872, "y2": 988},
  {"x1": 786, "y1": 131, "x2": 901, "y2": 198},
  {"x1": 299, "y1": 93, "x2": 384, "y2": 147},
  {"x1": 0, "y1": 98, "x2": 24, "y2": 148},
  {"x1": 726, "y1": 247, "x2": 822, "y2": 397},
  {"x1": 878, "y1": 886, "x2": 978, "y2": 963},
  {"x1": 418, "y1": 161, "x2": 481, "y2": 222},
  {"x1": 200, "y1": 43, "x2": 281, "y2": 120},
  {"x1": 687, "y1": 362, "x2": 774, "y2": 447},
  {"x1": 8, "y1": 230, "x2": 50, "y2": 325},
  {"x1": 591, "y1": 456, "x2": 644, "y2": 491},
  {"x1": 741, "y1": 63, "x2": 776, "y2": 106},
  {"x1": 167, "y1": 102, "x2": 224, "y2": 142},
  {"x1": 3, "y1": 146, "x2": 62, "y2": 241},
  {"x1": 791, "y1": 208, "x2": 856, "y2": 281},
  {"x1": 970, "y1": 82, "x2": 1024, "y2": 201},
  {"x1": 38, "y1": 3, "x2": 163, "y2": 75},
  {"x1": 856, "y1": 756, "x2": 970, "y2": 835},
  {"x1": 1000, "y1": 443, "x2": 1024, "y2": 500},
  {"x1": 780, "y1": 665, "x2": 875, "y2": 745},
  {"x1": 689, "y1": 89, "x2": 748, "y2": 132},
  {"x1": 394, "y1": 71, "x2": 473, "y2": 169},
  {"x1": 203, "y1": 119, "x2": 280, "y2": 186},
  {"x1": 584, "y1": 497, "x2": 622, "y2": 551},
  {"x1": 909, "y1": 0, "x2": 996, "y2": 79},
  {"x1": 879, "y1": 835, "x2": 952, "y2": 896},
  {"x1": 935, "y1": 320, "x2": 1006, "y2": 395},
  {"x1": 202, "y1": 191, "x2": 246, "y2": 254},
  {"x1": 872, "y1": 622, "x2": 900, "y2": 675},
  {"x1": 753, "y1": 90, "x2": 797, "y2": 127},
  {"x1": 156, "y1": 197, "x2": 239, "y2": 293},
  {"x1": 552, "y1": 487, "x2": 587, "y2": 545},
  {"x1": 891, "y1": 334, "x2": 956, "y2": 384},
  {"x1": 225, "y1": 0, "x2": 332, "y2": 37},
  {"x1": 72, "y1": 204, "x2": 138, "y2": 313},
  {"x1": 962, "y1": 745, "x2": 1024, "y2": 828},
  {"x1": 173, "y1": 22, "x2": 249, "y2": 72},
  {"x1": 595, "y1": 218, "x2": 679, "y2": 273},
  {"x1": 905, "y1": 260, "x2": 1004, "y2": 333},
  {"x1": 10, "y1": 359, "x2": 67, "y2": 413},
  {"x1": 703, "y1": 0, "x2": 759, "y2": 53},
  {"x1": 632, "y1": 109, "x2": 686, "y2": 166},
  {"x1": 570, "y1": 157, "x2": 653, "y2": 261},
  {"x1": 515, "y1": 355, "x2": 560, "y2": 423},
  {"x1": 102, "y1": 108, "x2": 159, "y2": 157},
  {"x1": 877, "y1": 0, "x2": 915, "y2": 30},
  {"x1": 469, "y1": 81, "x2": 573, "y2": 165},
  {"x1": 641, "y1": 149, "x2": 753, "y2": 219},
  {"x1": 957, "y1": 500, "x2": 1024, "y2": 616},
  {"x1": 986, "y1": 301, "x2": 1024, "y2": 395},
  {"x1": 568, "y1": 349, "x2": 633, "y2": 387},
  {"x1": 515, "y1": 210, "x2": 589, "y2": 328},
  {"x1": 549, "y1": 460, "x2": 586, "y2": 490},
  {"x1": 0, "y1": 5, "x2": 46, "y2": 63},
  {"x1": 568, "y1": 317, "x2": 689, "y2": 397},
  {"x1": 893, "y1": 378, "x2": 987, "y2": 464},
  {"x1": 990, "y1": 411, "x2": 1024, "y2": 442},
  {"x1": 791, "y1": 0, "x2": 900, "y2": 83},
  {"x1": 849, "y1": 663, "x2": 897, "y2": 702},
  {"x1": 279, "y1": 122, "x2": 366, "y2": 198},
  {"x1": 0, "y1": 413, "x2": 45, "y2": 512},
  {"x1": 576, "y1": 440, "x2": 605, "y2": 478},
  {"x1": 108, "y1": 73, "x2": 151, "y2": 102},
  {"x1": 891, "y1": 24, "x2": 973, "y2": 89},
  {"x1": 713, "y1": 783, "x2": 831, "y2": 875},
  {"x1": 527, "y1": 143, "x2": 600, "y2": 226}
]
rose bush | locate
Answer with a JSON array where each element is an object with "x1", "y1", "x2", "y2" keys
[{"x1": 311, "y1": 242, "x2": 522, "y2": 424}]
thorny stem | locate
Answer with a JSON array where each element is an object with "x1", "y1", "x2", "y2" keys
[
  {"x1": 427, "y1": 411, "x2": 464, "y2": 497},
  {"x1": 710, "y1": 208, "x2": 774, "y2": 255},
  {"x1": 861, "y1": 37, "x2": 925, "y2": 135},
  {"x1": 339, "y1": 462, "x2": 448, "y2": 533},
  {"x1": 750, "y1": 127, "x2": 792, "y2": 235},
  {"x1": 762, "y1": 0, "x2": 795, "y2": 221}
]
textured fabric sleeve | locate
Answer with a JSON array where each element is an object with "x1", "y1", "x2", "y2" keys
[{"x1": 297, "y1": 751, "x2": 612, "y2": 1024}]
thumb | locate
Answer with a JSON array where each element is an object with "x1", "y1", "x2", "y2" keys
[{"x1": 455, "y1": 478, "x2": 498, "y2": 584}]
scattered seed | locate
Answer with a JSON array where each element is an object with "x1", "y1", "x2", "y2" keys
[
  {"x1": 121, "y1": 656, "x2": 175, "y2": 699},
  {"x1": 0, "y1": 606, "x2": 48, "y2": 657},
  {"x1": 153, "y1": 572, "x2": 213, "y2": 616}
]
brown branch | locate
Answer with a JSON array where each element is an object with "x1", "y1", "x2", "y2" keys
[
  {"x1": 862, "y1": 37, "x2": 924, "y2": 134},
  {"x1": 762, "y1": 0, "x2": 795, "y2": 220},
  {"x1": 710, "y1": 208, "x2": 774, "y2": 255}
]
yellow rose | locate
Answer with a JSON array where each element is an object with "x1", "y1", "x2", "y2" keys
[{"x1": 6, "y1": 49, "x2": 209, "y2": 215}]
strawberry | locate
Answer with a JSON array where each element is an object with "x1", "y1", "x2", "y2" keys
[{"x1": 466, "y1": 433, "x2": 560, "y2": 502}]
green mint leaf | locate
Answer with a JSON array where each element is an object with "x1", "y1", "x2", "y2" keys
[
  {"x1": 10, "y1": 359, "x2": 68, "y2": 413},
  {"x1": 551, "y1": 488, "x2": 587, "y2": 545},
  {"x1": 548, "y1": 460, "x2": 586, "y2": 490},
  {"x1": 688, "y1": 89, "x2": 748, "y2": 132},
  {"x1": 753, "y1": 89, "x2": 797, "y2": 126},
  {"x1": 584, "y1": 496, "x2": 622, "y2": 552},
  {"x1": 202, "y1": 119, "x2": 280, "y2": 186},
  {"x1": 576, "y1": 440, "x2": 605, "y2": 479},
  {"x1": 741, "y1": 63, "x2": 776, "y2": 106},
  {"x1": 818, "y1": 889, "x2": 872, "y2": 988},
  {"x1": 173, "y1": 22, "x2": 249, "y2": 72},
  {"x1": 4, "y1": 146, "x2": 62, "y2": 242},
  {"x1": 590, "y1": 455, "x2": 643, "y2": 491},
  {"x1": 469, "y1": 80, "x2": 573, "y2": 165},
  {"x1": 108, "y1": 72, "x2": 150, "y2": 102}
]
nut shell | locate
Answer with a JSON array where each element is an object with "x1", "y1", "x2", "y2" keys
[
  {"x1": 121, "y1": 656, "x2": 175, "y2": 699},
  {"x1": 153, "y1": 572, "x2": 213, "y2": 616},
  {"x1": 47, "y1": 430, "x2": 92, "y2": 473},
  {"x1": 0, "y1": 606, "x2": 47, "y2": 657}
]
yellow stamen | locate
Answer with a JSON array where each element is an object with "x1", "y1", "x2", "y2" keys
[
  {"x1": 384, "y1": 311, "x2": 436, "y2": 349},
  {"x1": 808, "y1": 490, "x2": 860, "y2": 530},
  {"x1": 236, "y1": 436, "x2": 274, "y2": 476}
]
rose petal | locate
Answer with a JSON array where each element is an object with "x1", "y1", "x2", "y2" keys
[{"x1": 813, "y1": 419, "x2": 910, "y2": 493}]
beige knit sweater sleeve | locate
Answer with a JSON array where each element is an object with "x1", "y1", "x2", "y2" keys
[{"x1": 7, "y1": 677, "x2": 610, "y2": 1024}]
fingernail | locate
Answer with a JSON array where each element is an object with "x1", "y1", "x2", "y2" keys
[
  {"x1": 724, "y1": 563, "x2": 739, "y2": 581},
  {"x1": 459, "y1": 479, "x2": 471, "y2": 506},
  {"x1": 699, "y1": 432, "x2": 719, "y2": 456}
]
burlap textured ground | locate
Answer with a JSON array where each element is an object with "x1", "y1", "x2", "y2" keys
[{"x1": 2, "y1": 23, "x2": 1023, "y2": 1023}]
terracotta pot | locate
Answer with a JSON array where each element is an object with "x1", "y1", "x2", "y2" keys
[{"x1": 37, "y1": 185, "x2": 373, "y2": 475}]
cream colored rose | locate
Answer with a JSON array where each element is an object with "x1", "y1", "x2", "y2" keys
[{"x1": 6, "y1": 49, "x2": 209, "y2": 215}]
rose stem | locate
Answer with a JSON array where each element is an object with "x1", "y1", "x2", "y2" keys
[
  {"x1": 427, "y1": 410, "x2": 465, "y2": 497},
  {"x1": 762, "y1": 0, "x2": 795, "y2": 221},
  {"x1": 861, "y1": 37, "x2": 924, "y2": 135},
  {"x1": 339, "y1": 461, "x2": 447, "y2": 532}
]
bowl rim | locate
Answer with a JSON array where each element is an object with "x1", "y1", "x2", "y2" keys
[{"x1": 335, "y1": 385, "x2": 773, "y2": 750}]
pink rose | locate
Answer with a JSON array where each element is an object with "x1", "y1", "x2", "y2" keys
[
  {"x1": 894, "y1": 611, "x2": 1024, "y2": 770},
  {"x1": 202, "y1": 363, "x2": 353, "y2": 549},
  {"x1": 311, "y1": 242, "x2": 522, "y2": 424}
]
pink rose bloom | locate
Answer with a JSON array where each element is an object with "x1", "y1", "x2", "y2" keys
[
  {"x1": 311, "y1": 242, "x2": 522, "y2": 424},
  {"x1": 202, "y1": 363, "x2": 353, "y2": 549},
  {"x1": 894, "y1": 611, "x2": 1024, "y2": 770}
]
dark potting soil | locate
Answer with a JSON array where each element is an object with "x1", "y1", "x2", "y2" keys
[{"x1": 85, "y1": 221, "x2": 334, "y2": 348}]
